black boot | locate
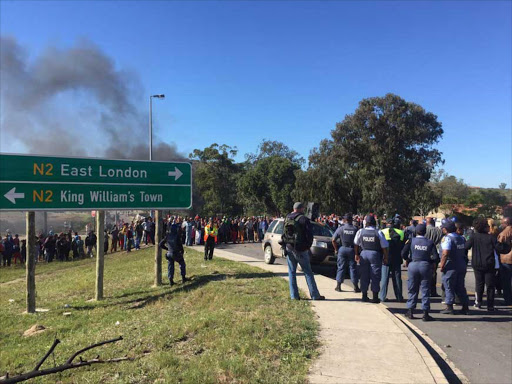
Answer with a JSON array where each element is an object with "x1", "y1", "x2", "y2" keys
[
  {"x1": 362, "y1": 292, "x2": 369, "y2": 302},
  {"x1": 354, "y1": 283, "x2": 361, "y2": 293},
  {"x1": 405, "y1": 308, "x2": 415, "y2": 319},
  {"x1": 422, "y1": 311, "x2": 434, "y2": 322},
  {"x1": 169, "y1": 280, "x2": 175, "y2": 287},
  {"x1": 459, "y1": 305, "x2": 470, "y2": 315},
  {"x1": 335, "y1": 283, "x2": 342, "y2": 292},
  {"x1": 182, "y1": 276, "x2": 189, "y2": 283},
  {"x1": 440, "y1": 304, "x2": 454, "y2": 315},
  {"x1": 371, "y1": 291, "x2": 380, "y2": 304}
]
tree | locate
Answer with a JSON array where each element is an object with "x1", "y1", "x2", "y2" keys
[
  {"x1": 413, "y1": 185, "x2": 442, "y2": 218},
  {"x1": 239, "y1": 140, "x2": 303, "y2": 216},
  {"x1": 295, "y1": 94, "x2": 444, "y2": 217},
  {"x1": 477, "y1": 190, "x2": 508, "y2": 218},
  {"x1": 245, "y1": 139, "x2": 305, "y2": 166},
  {"x1": 293, "y1": 139, "x2": 362, "y2": 214},
  {"x1": 499, "y1": 183, "x2": 507, "y2": 190},
  {"x1": 189, "y1": 144, "x2": 242, "y2": 217},
  {"x1": 431, "y1": 171, "x2": 470, "y2": 204}
]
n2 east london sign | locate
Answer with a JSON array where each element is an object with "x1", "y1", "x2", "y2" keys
[{"x1": 0, "y1": 154, "x2": 192, "y2": 210}]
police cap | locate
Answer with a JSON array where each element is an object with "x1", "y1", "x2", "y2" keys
[
  {"x1": 441, "y1": 221, "x2": 456, "y2": 232},
  {"x1": 365, "y1": 215, "x2": 376, "y2": 226},
  {"x1": 415, "y1": 223, "x2": 427, "y2": 236}
]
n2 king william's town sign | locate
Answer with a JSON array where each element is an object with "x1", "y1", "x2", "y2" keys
[{"x1": 0, "y1": 153, "x2": 192, "y2": 211}]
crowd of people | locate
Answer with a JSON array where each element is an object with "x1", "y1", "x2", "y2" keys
[
  {"x1": 271, "y1": 204, "x2": 512, "y2": 321},
  {"x1": 171, "y1": 215, "x2": 272, "y2": 246},
  {"x1": 322, "y1": 212, "x2": 512, "y2": 320},
  {"x1": 2, "y1": 208, "x2": 511, "y2": 319}
]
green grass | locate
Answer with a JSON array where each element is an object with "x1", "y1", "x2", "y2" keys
[{"x1": 0, "y1": 247, "x2": 319, "y2": 383}]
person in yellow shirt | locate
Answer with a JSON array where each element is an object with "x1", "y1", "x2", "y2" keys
[{"x1": 204, "y1": 219, "x2": 218, "y2": 261}]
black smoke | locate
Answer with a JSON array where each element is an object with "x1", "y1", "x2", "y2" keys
[{"x1": 0, "y1": 36, "x2": 184, "y2": 160}]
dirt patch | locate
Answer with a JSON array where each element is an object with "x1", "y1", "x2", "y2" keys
[{"x1": 23, "y1": 324, "x2": 48, "y2": 337}]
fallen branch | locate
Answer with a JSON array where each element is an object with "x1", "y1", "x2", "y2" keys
[{"x1": 0, "y1": 336, "x2": 131, "y2": 384}]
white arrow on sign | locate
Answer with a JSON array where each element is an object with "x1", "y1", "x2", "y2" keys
[
  {"x1": 4, "y1": 187, "x2": 25, "y2": 204},
  {"x1": 168, "y1": 167, "x2": 183, "y2": 181}
]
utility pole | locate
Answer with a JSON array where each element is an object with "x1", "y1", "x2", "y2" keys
[
  {"x1": 95, "y1": 210, "x2": 105, "y2": 300},
  {"x1": 154, "y1": 210, "x2": 162, "y2": 286},
  {"x1": 26, "y1": 211, "x2": 36, "y2": 313},
  {"x1": 149, "y1": 94, "x2": 164, "y2": 286}
]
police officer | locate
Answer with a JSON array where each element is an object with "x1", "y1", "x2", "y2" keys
[
  {"x1": 439, "y1": 220, "x2": 470, "y2": 315},
  {"x1": 402, "y1": 223, "x2": 438, "y2": 321},
  {"x1": 332, "y1": 214, "x2": 360, "y2": 293},
  {"x1": 159, "y1": 218, "x2": 188, "y2": 286},
  {"x1": 354, "y1": 215, "x2": 389, "y2": 303},
  {"x1": 405, "y1": 220, "x2": 418, "y2": 241},
  {"x1": 380, "y1": 218, "x2": 405, "y2": 302}
]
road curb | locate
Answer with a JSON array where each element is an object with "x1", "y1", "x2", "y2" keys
[
  {"x1": 377, "y1": 303, "x2": 450, "y2": 384},
  {"x1": 381, "y1": 306, "x2": 471, "y2": 384}
]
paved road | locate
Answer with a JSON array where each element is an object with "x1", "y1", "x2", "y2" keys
[{"x1": 211, "y1": 242, "x2": 512, "y2": 384}]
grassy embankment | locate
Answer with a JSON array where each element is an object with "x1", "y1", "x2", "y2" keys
[{"x1": 0, "y1": 247, "x2": 319, "y2": 383}]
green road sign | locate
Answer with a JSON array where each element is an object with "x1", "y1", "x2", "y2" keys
[{"x1": 0, "y1": 154, "x2": 192, "y2": 210}]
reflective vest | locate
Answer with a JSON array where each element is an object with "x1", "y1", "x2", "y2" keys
[
  {"x1": 382, "y1": 227, "x2": 405, "y2": 241},
  {"x1": 204, "y1": 225, "x2": 218, "y2": 242}
]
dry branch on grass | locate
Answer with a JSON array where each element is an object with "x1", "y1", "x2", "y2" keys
[{"x1": 0, "y1": 336, "x2": 133, "y2": 384}]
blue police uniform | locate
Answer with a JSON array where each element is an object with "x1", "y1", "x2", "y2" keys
[
  {"x1": 333, "y1": 223, "x2": 359, "y2": 288},
  {"x1": 441, "y1": 233, "x2": 469, "y2": 307},
  {"x1": 403, "y1": 236, "x2": 438, "y2": 311},
  {"x1": 354, "y1": 227, "x2": 389, "y2": 294},
  {"x1": 159, "y1": 222, "x2": 187, "y2": 285}
]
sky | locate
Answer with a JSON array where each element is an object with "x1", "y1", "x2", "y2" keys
[{"x1": 0, "y1": 0, "x2": 511, "y2": 188}]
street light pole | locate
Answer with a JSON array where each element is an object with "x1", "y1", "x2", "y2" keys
[
  {"x1": 148, "y1": 93, "x2": 165, "y2": 287},
  {"x1": 149, "y1": 94, "x2": 165, "y2": 161},
  {"x1": 149, "y1": 96, "x2": 152, "y2": 161}
]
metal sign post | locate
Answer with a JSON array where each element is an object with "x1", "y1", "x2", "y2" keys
[{"x1": 25, "y1": 211, "x2": 36, "y2": 313}]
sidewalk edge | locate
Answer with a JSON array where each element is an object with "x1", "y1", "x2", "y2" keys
[
  {"x1": 380, "y1": 306, "x2": 471, "y2": 384},
  {"x1": 377, "y1": 303, "x2": 449, "y2": 384}
]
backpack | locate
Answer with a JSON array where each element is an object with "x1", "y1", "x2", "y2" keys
[{"x1": 282, "y1": 214, "x2": 306, "y2": 248}]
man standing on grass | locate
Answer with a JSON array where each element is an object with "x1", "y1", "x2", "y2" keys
[
  {"x1": 160, "y1": 218, "x2": 188, "y2": 286},
  {"x1": 281, "y1": 202, "x2": 325, "y2": 301}
]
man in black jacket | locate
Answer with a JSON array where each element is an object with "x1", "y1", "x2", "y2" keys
[
  {"x1": 425, "y1": 218, "x2": 443, "y2": 297},
  {"x1": 281, "y1": 203, "x2": 325, "y2": 301}
]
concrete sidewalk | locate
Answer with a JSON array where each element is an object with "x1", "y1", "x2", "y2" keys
[{"x1": 211, "y1": 248, "x2": 448, "y2": 384}]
